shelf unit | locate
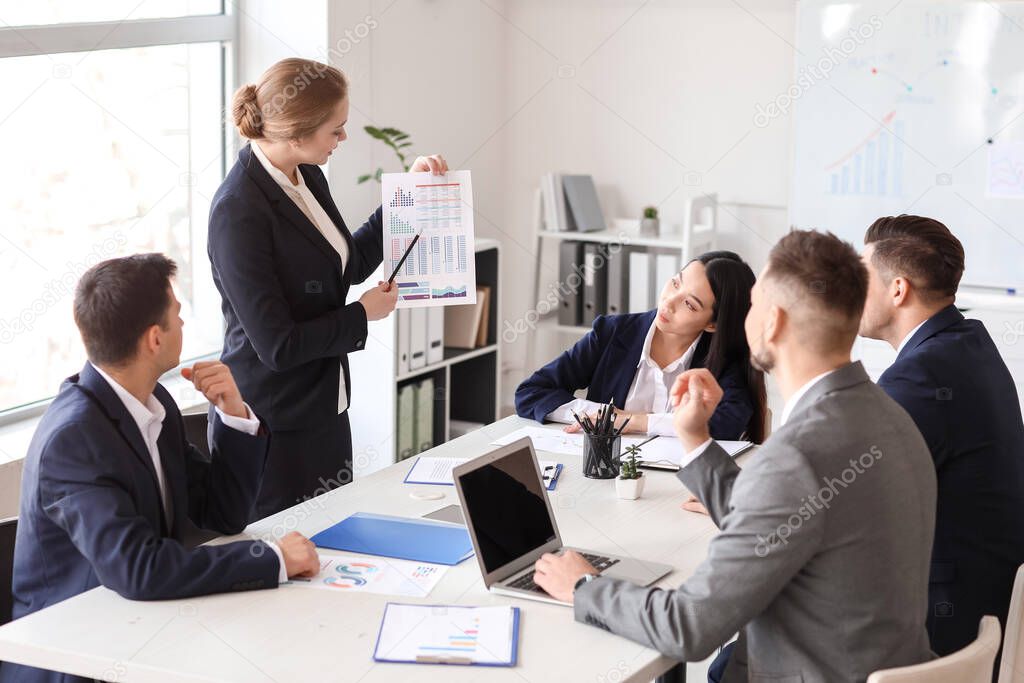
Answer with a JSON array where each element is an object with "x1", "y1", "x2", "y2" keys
[
  {"x1": 526, "y1": 195, "x2": 718, "y2": 370},
  {"x1": 348, "y1": 239, "x2": 501, "y2": 475}
]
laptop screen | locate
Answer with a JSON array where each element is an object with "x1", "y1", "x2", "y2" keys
[{"x1": 457, "y1": 445, "x2": 557, "y2": 573}]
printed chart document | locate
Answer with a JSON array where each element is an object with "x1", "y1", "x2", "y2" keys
[
  {"x1": 382, "y1": 170, "x2": 477, "y2": 309},
  {"x1": 373, "y1": 603, "x2": 520, "y2": 666},
  {"x1": 285, "y1": 553, "x2": 447, "y2": 598},
  {"x1": 491, "y1": 426, "x2": 753, "y2": 466}
]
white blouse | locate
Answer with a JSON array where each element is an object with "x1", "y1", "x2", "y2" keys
[{"x1": 546, "y1": 321, "x2": 701, "y2": 436}]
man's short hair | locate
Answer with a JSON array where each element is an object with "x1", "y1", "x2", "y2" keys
[
  {"x1": 864, "y1": 214, "x2": 964, "y2": 303},
  {"x1": 73, "y1": 254, "x2": 177, "y2": 366},
  {"x1": 765, "y1": 230, "x2": 868, "y2": 353}
]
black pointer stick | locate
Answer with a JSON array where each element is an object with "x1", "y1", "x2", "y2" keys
[{"x1": 387, "y1": 232, "x2": 422, "y2": 285}]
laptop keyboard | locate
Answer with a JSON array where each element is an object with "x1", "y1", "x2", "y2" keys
[{"x1": 507, "y1": 552, "x2": 620, "y2": 593}]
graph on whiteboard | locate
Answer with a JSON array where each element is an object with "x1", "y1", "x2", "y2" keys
[
  {"x1": 791, "y1": 0, "x2": 1024, "y2": 288},
  {"x1": 988, "y1": 141, "x2": 1024, "y2": 198},
  {"x1": 382, "y1": 171, "x2": 477, "y2": 309},
  {"x1": 825, "y1": 111, "x2": 905, "y2": 197}
]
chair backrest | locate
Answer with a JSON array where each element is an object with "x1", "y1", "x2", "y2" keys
[
  {"x1": 999, "y1": 564, "x2": 1024, "y2": 683},
  {"x1": 682, "y1": 193, "x2": 718, "y2": 262},
  {"x1": 182, "y1": 410, "x2": 210, "y2": 460},
  {"x1": 868, "y1": 616, "x2": 1002, "y2": 683},
  {"x1": 0, "y1": 516, "x2": 17, "y2": 626}
]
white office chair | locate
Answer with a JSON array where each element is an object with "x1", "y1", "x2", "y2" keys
[
  {"x1": 998, "y1": 564, "x2": 1024, "y2": 683},
  {"x1": 867, "y1": 616, "x2": 1001, "y2": 682}
]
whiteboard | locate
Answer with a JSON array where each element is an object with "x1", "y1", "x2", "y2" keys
[{"x1": 791, "y1": 0, "x2": 1024, "y2": 288}]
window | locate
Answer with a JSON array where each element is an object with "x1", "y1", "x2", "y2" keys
[
  {"x1": 0, "y1": 5, "x2": 235, "y2": 415},
  {"x1": 1, "y1": 1, "x2": 222, "y2": 26}
]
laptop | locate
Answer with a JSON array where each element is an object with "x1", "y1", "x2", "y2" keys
[{"x1": 453, "y1": 437, "x2": 673, "y2": 606}]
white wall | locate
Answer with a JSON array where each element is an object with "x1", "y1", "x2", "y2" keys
[
  {"x1": 325, "y1": 0, "x2": 511, "y2": 240},
  {"x1": 237, "y1": 0, "x2": 329, "y2": 84},
  {"x1": 498, "y1": 0, "x2": 797, "y2": 409},
  {"x1": 308, "y1": 0, "x2": 801, "y2": 415}
]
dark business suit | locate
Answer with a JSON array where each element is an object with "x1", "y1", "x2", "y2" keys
[
  {"x1": 515, "y1": 311, "x2": 756, "y2": 440},
  {"x1": 208, "y1": 144, "x2": 384, "y2": 519},
  {"x1": 1, "y1": 363, "x2": 279, "y2": 683},
  {"x1": 878, "y1": 304, "x2": 1024, "y2": 657}
]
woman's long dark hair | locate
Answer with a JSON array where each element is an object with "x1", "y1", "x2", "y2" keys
[{"x1": 692, "y1": 250, "x2": 768, "y2": 443}]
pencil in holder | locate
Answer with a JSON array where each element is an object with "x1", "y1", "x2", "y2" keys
[{"x1": 583, "y1": 433, "x2": 621, "y2": 479}]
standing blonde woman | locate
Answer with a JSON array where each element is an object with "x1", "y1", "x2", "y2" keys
[{"x1": 209, "y1": 58, "x2": 448, "y2": 520}]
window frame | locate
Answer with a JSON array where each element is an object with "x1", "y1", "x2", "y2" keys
[{"x1": 0, "y1": 9, "x2": 239, "y2": 427}]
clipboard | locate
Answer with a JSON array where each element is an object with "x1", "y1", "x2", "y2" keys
[
  {"x1": 542, "y1": 463, "x2": 563, "y2": 491},
  {"x1": 372, "y1": 603, "x2": 521, "y2": 667}
]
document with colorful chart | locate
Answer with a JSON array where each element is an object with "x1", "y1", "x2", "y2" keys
[
  {"x1": 373, "y1": 603, "x2": 520, "y2": 667},
  {"x1": 381, "y1": 170, "x2": 477, "y2": 309},
  {"x1": 285, "y1": 553, "x2": 447, "y2": 598}
]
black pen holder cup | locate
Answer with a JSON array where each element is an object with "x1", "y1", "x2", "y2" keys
[{"x1": 583, "y1": 434, "x2": 621, "y2": 479}]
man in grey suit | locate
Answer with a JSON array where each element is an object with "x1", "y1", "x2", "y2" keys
[{"x1": 534, "y1": 230, "x2": 937, "y2": 682}]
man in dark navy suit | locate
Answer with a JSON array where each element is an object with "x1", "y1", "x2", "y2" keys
[
  {"x1": 1, "y1": 254, "x2": 320, "y2": 683},
  {"x1": 859, "y1": 215, "x2": 1024, "y2": 657}
]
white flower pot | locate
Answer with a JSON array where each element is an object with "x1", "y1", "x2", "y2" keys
[{"x1": 616, "y1": 475, "x2": 646, "y2": 500}]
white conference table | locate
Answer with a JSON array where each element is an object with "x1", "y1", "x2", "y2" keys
[{"x1": 0, "y1": 416, "x2": 727, "y2": 682}]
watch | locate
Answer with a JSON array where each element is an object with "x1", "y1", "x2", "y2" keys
[{"x1": 574, "y1": 573, "x2": 599, "y2": 593}]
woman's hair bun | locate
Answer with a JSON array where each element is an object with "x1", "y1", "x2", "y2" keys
[{"x1": 231, "y1": 83, "x2": 263, "y2": 139}]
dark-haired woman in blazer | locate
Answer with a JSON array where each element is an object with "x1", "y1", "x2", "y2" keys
[
  {"x1": 516, "y1": 251, "x2": 767, "y2": 442},
  {"x1": 208, "y1": 58, "x2": 448, "y2": 520}
]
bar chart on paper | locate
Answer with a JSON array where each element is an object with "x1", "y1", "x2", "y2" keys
[
  {"x1": 373, "y1": 604, "x2": 520, "y2": 666},
  {"x1": 382, "y1": 170, "x2": 477, "y2": 308}
]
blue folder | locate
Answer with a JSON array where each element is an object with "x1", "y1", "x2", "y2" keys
[{"x1": 310, "y1": 512, "x2": 475, "y2": 565}]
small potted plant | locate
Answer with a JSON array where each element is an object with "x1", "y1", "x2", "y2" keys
[
  {"x1": 639, "y1": 206, "x2": 659, "y2": 236},
  {"x1": 616, "y1": 445, "x2": 646, "y2": 500}
]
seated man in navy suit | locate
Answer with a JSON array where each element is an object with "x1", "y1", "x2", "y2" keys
[
  {"x1": 2, "y1": 254, "x2": 320, "y2": 683},
  {"x1": 859, "y1": 215, "x2": 1024, "y2": 656}
]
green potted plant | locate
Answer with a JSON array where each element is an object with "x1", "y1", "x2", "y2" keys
[
  {"x1": 357, "y1": 126, "x2": 415, "y2": 184},
  {"x1": 640, "y1": 205, "x2": 659, "y2": 236},
  {"x1": 616, "y1": 445, "x2": 646, "y2": 500}
]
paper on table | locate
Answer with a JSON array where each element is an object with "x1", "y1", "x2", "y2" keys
[
  {"x1": 285, "y1": 553, "x2": 447, "y2": 598},
  {"x1": 405, "y1": 455, "x2": 560, "y2": 486},
  {"x1": 374, "y1": 603, "x2": 518, "y2": 666},
  {"x1": 491, "y1": 426, "x2": 591, "y2": 455},
  {"x1": 492, "y1": 426, "x2": 684, "y2": 459},
  {"x1": 491, "y1": 426, "x2": 752, "y2": 467}
]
